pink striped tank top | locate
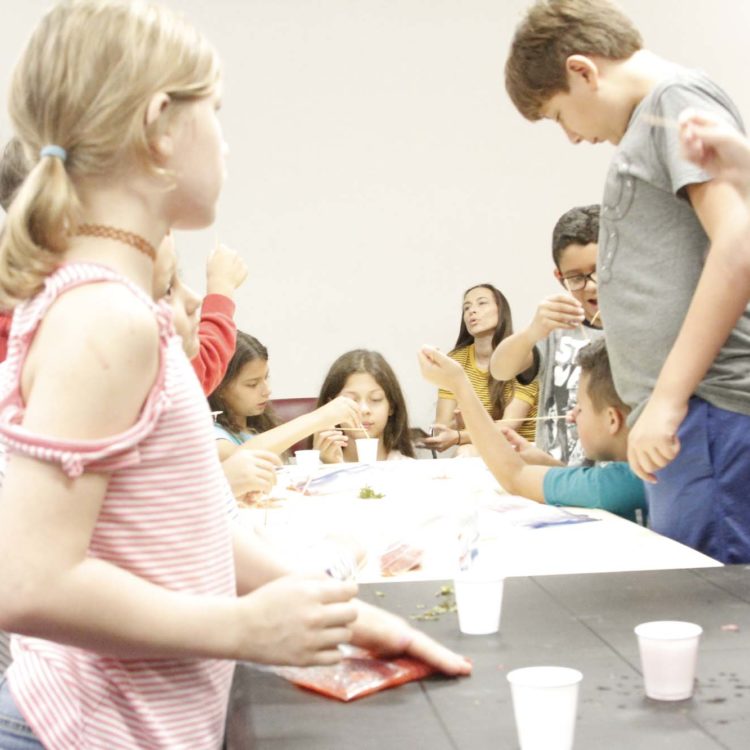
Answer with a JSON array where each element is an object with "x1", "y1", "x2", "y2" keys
[{"x1": 0, "y1": 263, "x2": 236, "y2": 749}]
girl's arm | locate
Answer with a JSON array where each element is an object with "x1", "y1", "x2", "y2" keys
[
  {"x1": 0, "y1": 287, "x2": 357, "y2": 666},
  {"x1": 237, "y1": 397, "x2": 360, "y2": 456},
  {"x1": 422, "y1": 396, "x2": 461, "y2": 451},
  {"x1": 495, "y1": 395, "x2": 532, "y2": 432}
]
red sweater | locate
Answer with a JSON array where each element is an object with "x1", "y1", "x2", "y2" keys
[
  {"x1": 0, "y1": 310, "x2": 11, "y2": 362},
  {"x1": 191, "y1": 293, "x2": 237, "y2": 396}
]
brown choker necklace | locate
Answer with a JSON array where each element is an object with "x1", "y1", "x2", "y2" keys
[{"x1": 75, "y1": 223, "x2": 157, "y2": 262}]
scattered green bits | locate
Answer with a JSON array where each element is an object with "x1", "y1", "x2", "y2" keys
[{"x1": 358, "y1": 485, "x2": 385, "y2": 499}]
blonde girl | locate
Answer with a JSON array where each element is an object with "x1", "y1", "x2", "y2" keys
[{"x1": 0, "y1": 2, "x2": 469, "y2": 748}]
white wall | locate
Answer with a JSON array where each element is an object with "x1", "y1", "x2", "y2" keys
[{"x1": 1, "y1": 1, "x2": 749, "y2": 429}]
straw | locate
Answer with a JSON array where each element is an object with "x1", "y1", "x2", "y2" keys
[
  {"x1": 562, "y1": 279, "x2": 599, "y2": 341},
  {"x1": 496, "y1": 414, "x2": 570, "y2": 424}
]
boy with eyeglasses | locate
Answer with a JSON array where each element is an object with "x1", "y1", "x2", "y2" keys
[{"x1": 491, "y1": 204, "x2": 603, "y2": 464}]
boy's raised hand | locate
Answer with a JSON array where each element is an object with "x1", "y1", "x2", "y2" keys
[
  {"x1": 679, "y1": 109, "x2": 750, "y2": 198},
  {"x1": 417, "y1": 345, "x2": 464, "y2": 391},
  {"x1": 528, "y1": 294, "x2": 586, "y2": 340},
  {"x1": 206, "y1": 243, "x2": 249, "y2": 298},
  {"x1": 627, "y1": 395, "x2": 686, "y2": 483},
  {"x1": 237, "y1": 575, "x2": 359, "y2": 666}
]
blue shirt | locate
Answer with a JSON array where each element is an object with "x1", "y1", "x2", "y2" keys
[
  {"x1": 213, "y1": 423, "x2": 254, "y2": 446},
  {"x1": 542, "y1": 462, "x2": 646, "y2": 523}
]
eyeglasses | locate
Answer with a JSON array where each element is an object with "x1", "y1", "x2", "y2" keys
[{"x1": 561, "y1": 271, "x2": 597, "y2": 292}]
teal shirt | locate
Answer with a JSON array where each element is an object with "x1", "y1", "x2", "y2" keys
[
  {"x1": 214, "y1": 423, "x2": 254, "y2": 446},
  {"x1": 542, "y1": 462, "x2": 647, "y2": 523}
]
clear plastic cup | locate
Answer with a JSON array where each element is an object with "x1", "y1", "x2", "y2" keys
[
  {"x1": 507, "y1": 666, "x2": 582, "y2": 750},
  {"x1": 294, "y1": 449, "x2": 321, "y2": 471},
  {"x1": 355, "y1": 438, "x2": 378, "y2": 464},
  {"x1": 634, "y1": 620, "x2": 702, "y2": 700},
  {"x1": 453, "y1": 575, "x2": 504, "y2": 635}
]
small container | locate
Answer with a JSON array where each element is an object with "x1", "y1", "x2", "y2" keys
[
  {"x1": 294, "y1": 449, "x2": 321, "y2": 471},
  {"x1": 453, "y1": 574, "x2": 504, "y2": 635},
  {"x1": 507, "y1": 666, "x2": 582, "y2": 750},
  {"x1": 355, "y1": 438, "x2": 378, "y2": 464},
  {"x1": 634, "y1": 620, "x2": 702, "y2": 700}
]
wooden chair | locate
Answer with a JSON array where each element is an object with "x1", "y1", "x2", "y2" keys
[{"x1": 270, "y1": 397, "x2": 318, "y2": 454}]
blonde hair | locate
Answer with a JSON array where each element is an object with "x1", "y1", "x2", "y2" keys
[
  {"x1": 0, "y1": 0, "x2": 221, "y2": 306},
  {"x1": 505, "y1": 0, "x2": 642, "y2": 121}
]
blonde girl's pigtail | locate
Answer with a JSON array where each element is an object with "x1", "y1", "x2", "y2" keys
[{"x1": 0, "y1": 145, "x2": 81, "y2": 307}]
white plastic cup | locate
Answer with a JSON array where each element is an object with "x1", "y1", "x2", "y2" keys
[
  {"x1": 507, "y1": 666, "x2": 582, "y2": 750},
  {"x1": 355, "y1": 438, "x2": 379, "y2": 464},
  {"x1": 453, "y1": 576, "x2": 504, "y2": 635},
  {"x1": 294, "y1": 449, "x2": 320, "y2": 471},
  {"x1": 634, "y1": 620, "x2": 702, "y2": 700}
]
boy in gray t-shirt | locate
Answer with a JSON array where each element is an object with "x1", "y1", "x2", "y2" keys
[
  {"x1": 505, "y1": 0, "x2": 750, "y2": 563},
  {"x1": 491, "y1": 205, "x2": 603, "y2": 464}
]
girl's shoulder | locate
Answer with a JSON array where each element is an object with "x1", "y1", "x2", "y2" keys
[{"x1": 213, "y1": 422, "x2": 252, "y2": 445}]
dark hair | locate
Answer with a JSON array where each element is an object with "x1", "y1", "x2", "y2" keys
[
  {"x1": 552, "y1": 204, "x2": 600, "y2": 268},
  {"x1": 576, "y1": 338, "x2": 628, "y2": 412},
  {"x1": 0, "y1": 138, "x2": 30, "y2": 212},
  {"x1": 452, "y1": 284, "x2": 514, "y2": 420},
  {"x1": 317, "y1": 349, "x2": 415, "y2": 459},
  {"x1": 505, "y1": 0, "x2": 643, "y2": 121},
  {"x1": 208, "y1": 331, "x2": 280, "y2": 435}
]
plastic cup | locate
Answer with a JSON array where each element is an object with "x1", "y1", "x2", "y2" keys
[
  {"x1": 634, "y1": 620, "x2": 702, "y2": 700},
  {"x1": 355, "y1": 438, "x2": 379, "y2": 464},
  {"x1": 294, "y1": 450, "x2": 320, "y2": 471},
  {"x1": 453, "y1": 575, "x2": 504, "y2": 635},
  {"x1": 507, "y1": 666, "x2": 582, "y2": 750}
]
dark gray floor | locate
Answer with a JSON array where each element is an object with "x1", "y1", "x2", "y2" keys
[{"x1": 226, "y1": 566, "x2": 750, "y2": 749}]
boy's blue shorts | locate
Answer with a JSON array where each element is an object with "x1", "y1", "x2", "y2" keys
[{"x1": 646, "y1": 396, "x2": 750, "y2": 564}]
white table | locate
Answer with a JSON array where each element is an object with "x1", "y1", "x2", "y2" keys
[{"x1": 239, "y1": 457, "x2": 720, "y2": 581}]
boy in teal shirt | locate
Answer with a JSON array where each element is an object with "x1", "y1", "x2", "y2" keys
[{"x1": 419, "y1": 338, "x2": 645, "y2": 523}]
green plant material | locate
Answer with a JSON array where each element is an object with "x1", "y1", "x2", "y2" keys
[
  {"x1": 410, "y1": 585, "x2": 457, "y2": 621},
  {"x1": 358, "y1": 484, "x2": 385, "y2": 499}
]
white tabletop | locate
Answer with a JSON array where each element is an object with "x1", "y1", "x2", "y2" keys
[{"x1": 238, "y1": 457, "x2": 720, "y2": 582}]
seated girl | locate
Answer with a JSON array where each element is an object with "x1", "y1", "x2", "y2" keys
[
  {"x1": 314, "y1": 350, "x2": 415, "y2": 462},
  {"x1": 423, "y1": 283, "x2": 539, "y2": 454},
  {"x1": 208, "y1": 331, "x2": 360, "y2": 460}
]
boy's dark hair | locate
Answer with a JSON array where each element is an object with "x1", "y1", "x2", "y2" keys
[
  {"x1": 317, "y1": 349, "x2": 415, "y2": 458},
  {"x1": 576, "y1": 338, "x2": 628, "y2": 412},
  {"x1": 552, "y1": 204, "x2": 600, "y2": 268},
  {"x1": 0, "y1": 138, "x2": 30, "y2": 212},
  {"x1": 505, "y1": 0, "x2": 643, "y2": 121}
]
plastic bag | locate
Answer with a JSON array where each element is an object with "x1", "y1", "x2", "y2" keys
[
  {"x1": 379, "y1": 540, "x2": 424, "y2": 576},
  {"x1": 270, "y1": 645, "x2": 435, "y2": 701}
]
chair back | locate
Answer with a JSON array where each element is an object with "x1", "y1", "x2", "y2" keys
[{"x1": 270, "y1": 397, "x2": 318, "y2": 453}]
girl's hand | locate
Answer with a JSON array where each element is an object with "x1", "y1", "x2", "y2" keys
[
  {"x1": 417, "y1": 345, "x2": 464, "y2": 391},
  {"x1": 679, "y1": 108, "x2": 750, "y2": 197},
  {"x1": 314, "y1": 429, "x2": 347, "y2": 464},
  {"x1": 236, "y1": 575, "x2": 359, "y2": 666},
  {"x1": 351, "y1": 600, "x2": 471, "y2": 676},
  {"x1": 421, "y1": 423, "x2": 459, "y2": 452},
  {"x1": 529, "y1": 293, "x2": 585, "y2": 339},
  {"x1": 222, "y1": 449, "x2": 282, "y2": 497},
  {"x1": 317, "y1": 396, "x2": 361, "y2": 430},
  {"x1": 627, "y1": 395, "x2": 686, "y2": 483}
]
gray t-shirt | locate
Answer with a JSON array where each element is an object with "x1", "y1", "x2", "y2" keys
[
  {"x1": 531, "y1": 324, "x2": 604, "y2": 464},
  {"x1": 598, "y1": 68, "x2": 750, "y2": 422}
]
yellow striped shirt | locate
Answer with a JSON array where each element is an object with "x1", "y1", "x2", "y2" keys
[{"x1": 438, "y1": 344, "x2": 538, "y2": 441}]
